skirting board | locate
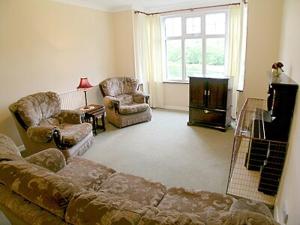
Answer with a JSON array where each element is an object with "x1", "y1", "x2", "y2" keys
[{"x1": 163, "y1": 105, "x2": 189, "y2": 112}]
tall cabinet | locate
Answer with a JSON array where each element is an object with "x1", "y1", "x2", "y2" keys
[{"x1": 187, "y1": 76, "x2": 232, "y2": 131}]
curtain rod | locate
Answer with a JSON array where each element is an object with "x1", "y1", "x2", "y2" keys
[{"x1": 134, "y1": 1, "x2": 246, "y2": 16}]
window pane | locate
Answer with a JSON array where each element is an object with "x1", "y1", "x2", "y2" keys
[
  {"x1": 185, "y1": 39, "x2": 202, "y2": 77},
  {"x1": 165, "y1": 17, "x2": 182, "y2": 37},
  {"x1": 206, "y1": 38, "x2": 225, "y2": 75},
  {"x1": 166, "y1": 40, "x2": 182, "y2": 80},
  {"x1": 205, "y1": 13, "x2": 226, "y2": 35},
  {"x1": 186, "y1": 17, "x2": 201, "y2": 34}
]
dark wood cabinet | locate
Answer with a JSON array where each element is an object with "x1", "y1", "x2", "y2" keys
[{"x1": 188, "y1": 76, "x2": 232, "y2": 131}]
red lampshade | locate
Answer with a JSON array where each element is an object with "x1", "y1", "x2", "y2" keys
[{"x1": 77, "y1": 77, "x2": 93, "y2": 90}]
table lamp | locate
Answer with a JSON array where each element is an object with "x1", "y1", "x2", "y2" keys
[{"x1": 77, "y1": 77, "x2": 93, "y2": 109}]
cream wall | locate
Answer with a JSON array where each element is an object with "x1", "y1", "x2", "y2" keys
[
  {"x1": 239, "y1": 0, "x2": 283, "y2": 104},
  {"x1": 274, "y1": 0, "x2": 300, "y2": 224},
  {"x1": 112, "y1": 10, "x2": 135, "y2": 76},
  {"x1": 0, "y1": 0, "x2": 116, "y2": 145}
]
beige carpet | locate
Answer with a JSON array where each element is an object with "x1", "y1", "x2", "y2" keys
[{"x1": 83, "y1": 109, "x2": 234, "y2": 193}]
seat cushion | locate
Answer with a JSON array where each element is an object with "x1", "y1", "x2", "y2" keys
[
  {"x1": 158, "y1": 187, "x2": 234, "y2": 213},
  {"x1": 117, "y1": 94, "x2": 134, "y2": 105},
  {"x1": 0, "y1": 160, "x2": 81, "y2": 219},
  {"x1": 59, "y1": 123, "x2": 92, "y2": 146},
  {"x1": 230, "y1": 198, "x2": 273, "y2": 218},
  {"x1": 57, "y1": 157, "x2": 115, "y2": 192},
  {"x1": 99, "y1": 173, "x2": 166, "y2": 211},
  {"x1": 119, "y1": 103, "x2": 149, "y2": 115},
  {"x1": 65, "y1": 191, "x2": 142, "y2": 225},
  {"x1": 139, "y1": 187, "x2": 235, "y2": 225}
]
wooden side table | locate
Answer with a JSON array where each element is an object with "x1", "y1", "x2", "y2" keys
[{"x1": 80, "y1": 104, "x2": 106, "y2": 135}]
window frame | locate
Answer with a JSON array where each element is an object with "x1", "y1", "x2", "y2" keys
[{"x1": 162, "y1": 9, "x2": 229, "y2": 82}]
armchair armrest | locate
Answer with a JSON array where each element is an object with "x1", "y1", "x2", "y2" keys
[
  {"x1": 27, "y1": 126, "x2": 56, "y2": 143},
  {"x1": 57, "y1": 110, "x2": 83, "y2": 124},
  {"x1": 25, "y1": 148, "x2": 66, "y2": 172},
  {"x1": 103, "y1": 96, "x2": 120, "y2": 113},
  {"x1": 133, "y1": 91, "x2": 150, "y2": 104}
]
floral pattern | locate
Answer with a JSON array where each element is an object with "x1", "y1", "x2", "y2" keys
[
  {"x1": 0, "y1": 134, "x2": 22, "y2": 161},
  {"x1": 57, "y1": 157, "x2": 115, "y2": 192},
  {"x1": 0, "y1": 184, "x2": 67, "y2": 225},
  {"x1": 0, "y1": 160, "x2": 81, "y2": 218},
  {"x1": 100, "y1": 77, "x2": 152, "y2": 127},
  {"x1": 25, "y1": 148, "x2": 66, "y2": 172},
  {"x1": 99, "y1": 173, "x2": 167, "y2": 211}
]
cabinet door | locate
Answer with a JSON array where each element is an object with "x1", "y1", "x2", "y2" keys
[
  {"x1": 206, "y1": 79, "x2": 228, "y2": 110},
  {"x1": 190, "y1": 77, "x2": 207, "y2": 108}
]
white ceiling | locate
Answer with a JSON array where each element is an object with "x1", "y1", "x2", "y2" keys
[{"x1": 54, "y1": 0, "x2": 240, "y2": 12}]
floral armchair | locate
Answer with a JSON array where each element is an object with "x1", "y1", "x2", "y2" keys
[
  {"x1": 99, "y1": 77, "x2": 152, "y2": 128},
  {"x1": 9, "y1": 91, "x2": 94, "y2": 158}
]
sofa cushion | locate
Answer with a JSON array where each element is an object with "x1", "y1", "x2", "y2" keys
[
  {"x1": 99, "y1": 173, "x2": 166, "y2": 210},
  {"x1": 57, "y1": 157, "x2": 115, "y2": 192},
  {"x1": 0, "y1": 160, "x2": 81, "y2": 219},
  {"x1": 230, "y1": 198, "x2": 273, "y2": 218},
  {"x1": 65, "y1": 191, "x2": 142, "y2": 225},
  {"x1": 117, "y1": 94, "x2": 134, "y2": 105},
  {"x1": 119, "y1": 103, "x2": 149, "y2": 115},
  {"x1": 16, "y1": 92, "x2": 61, "y2": 127},
  {"x1": 158, "y1": 187, "x2": 234, "y2": 213},
  {"x1": 220, "y1": 210, "x2": 279, "y2": 225},
  {"x1": 59, "y1": 123, "x2": 92, "y2": 146},
  {"x1": 25, "y1": 148, "x2": 66, "y2": 172},
  {"x1": 0, "y1": 134, "x2": 22, "y2": 161},
  {"x1": 139, "y1": 187, "x2": 235, "y2": 225}
]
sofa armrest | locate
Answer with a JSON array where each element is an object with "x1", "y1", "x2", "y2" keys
[
  {"x1": 27, "y1": 126, "x2": 56, "y2": 143},
  {"x1": 103, "y1": 96, "x2": 120, "y2": 113},
  {"x1": 133, "y1": 91, "x2": 150, "y2": 104},
  {"x1": 57, "y1": 110, "x2": 83, "y2": 124},
  {"x1": 25, "y1": 148, "x2": 66, "y2": 172}
]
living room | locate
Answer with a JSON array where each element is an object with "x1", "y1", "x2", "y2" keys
[{"x1": 0, "y1": 0, "x2": 299, "y2": 224}]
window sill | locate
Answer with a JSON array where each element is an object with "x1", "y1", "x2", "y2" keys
[{"x1": 163, "y1": 80, "x2": 189, "y2": 84}]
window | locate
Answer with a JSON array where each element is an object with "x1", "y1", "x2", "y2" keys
[{"x1": 162, "y1": 11, "x2": 227, "y2": 81}]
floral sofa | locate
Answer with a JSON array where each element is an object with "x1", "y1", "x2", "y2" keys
[
  {"x1": 99, "y1": 77, "x2": 152, "y2": 128},
  {"x1": 0, "y1": 134, "x2": 279, "y2": 225},
  {"x1": 9, "y1": 92, "x2": 94, "y2": 158}
]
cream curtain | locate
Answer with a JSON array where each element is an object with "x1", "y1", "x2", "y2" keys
[
  {"x1": 134, "y1": 13, "x2": 164, "y2": 108},
  {"x1": 227, "y1": 4, "x2": 247, "y2": 119}
]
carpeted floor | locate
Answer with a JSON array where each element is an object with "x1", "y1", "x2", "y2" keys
[{"x1": 84, "y1": 109, "x2": 234, "y2": 193}]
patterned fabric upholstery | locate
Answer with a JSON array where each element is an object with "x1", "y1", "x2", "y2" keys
[
  {"x1": 25, "y1": 148, "x2": 66, "y2": 172},
  {"x1": 57, "y1": 157, "x2": 115, "y2": 192},
  {"x1": 0, "y1": 160, "x2": 81, "y2": 219},
  {"x1": 9, "y1": 92, "x2": 94, "y2": 157},
  {"x1": 100, "y1": 77, "x2": 139, "y2": 97},
  {"x1": 0, "y1": 184, "x2": 67, "y2": 225},
  {"x1": 65, "y1": 191, "x2": 142, "y2": 225},
  {"x1": 100, "y1": 77, "x2": 152, "y2": 128},
  {"x1": 0, "y1": 134, "x2": 23, "y2": 161},
  {"x1": 0, "y1": 134, "x2": 278, "y2": 225},
  {"x1": 230, "y1": 198, "x2": 273, "y2": 218},
  {"x1": 119, "y1": 103, "x2": 149, "y2": 115},
  {"x1": 16, "y1": 92, "x2": 61, "y2": 127},
  {"x1": 139, "y1": 187, "x2": 235, "y2": 225},
  {"x1": 99, "y1": 173, "x2": 167, "y2": 211}
]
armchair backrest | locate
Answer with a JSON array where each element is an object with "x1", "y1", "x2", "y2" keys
[
  {"x1": 9, "y1": 92, "x2": 61, "y2": 128},
  {"x1": 100, "y1": 77, "x2": 139, "y2": 97}
]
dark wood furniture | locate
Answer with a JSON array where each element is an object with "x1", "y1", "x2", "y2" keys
[
  {"x1": 245, "y1": 74, "x2": 298, "y2": 195},
  {"x1": 187, "y1": 76, "x2": 232, "y2": 131},
  {"x1": 80, "y1": 104, "x2": 106, "y2": 135}
]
